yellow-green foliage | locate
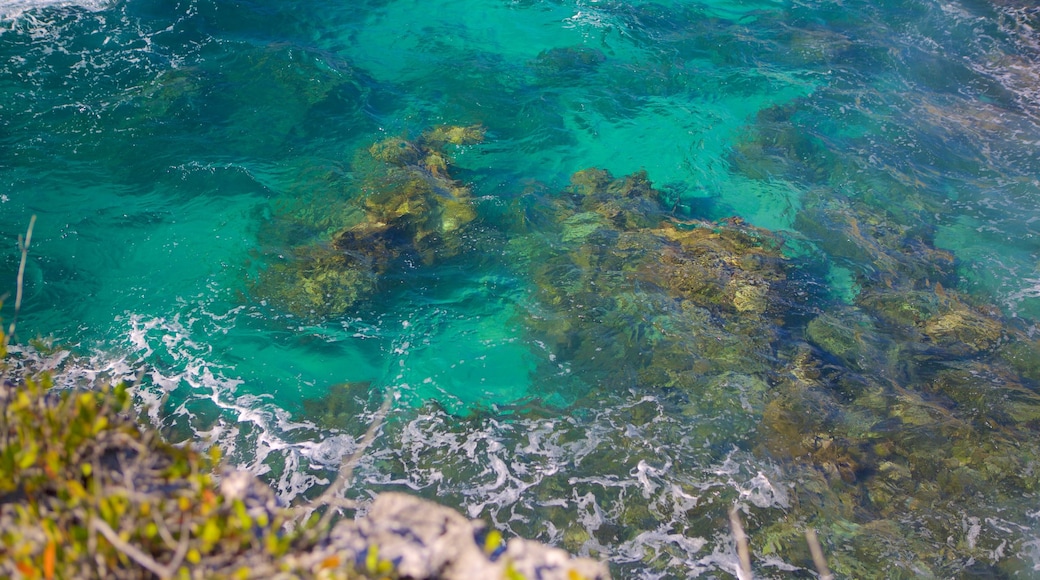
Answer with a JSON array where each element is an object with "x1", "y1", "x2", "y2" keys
[
  {"x1": 0, "y1": 368, "x2": 302, "y2": 578},
  {"x1": 0, "y1": 339, "x2": 459, "y2": 579}
]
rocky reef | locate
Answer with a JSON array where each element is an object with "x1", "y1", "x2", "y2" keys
[
  {"x1": 502, "y1": 168, "x2": 802, "y2": 453},
  {"x1": 494, "y1": 162, "x2": 1040, "y2": 576},
  {"x1": 252, "y1": 125, "x2": 484, "y2": 320},
  {"x1": 232, "y1": 121, "x2": 1040, "y2": 575}
]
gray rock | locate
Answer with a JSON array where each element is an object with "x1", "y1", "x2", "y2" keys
[{"x1": 315, "y1": 492, "x2": 612, "y2": 579}]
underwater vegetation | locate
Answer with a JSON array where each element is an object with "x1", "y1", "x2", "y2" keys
[
  {"x1": 504, "y1": 167, "x2": 800, "y2": 428},
  {"x1": 301, "y1": 380, "x2": 377, "y2": 430},
  {"x1": 529, "y1": 46, "x2": 607, "y2": 84},
  {"x1": 727, "y1": 103, "x2": 1040, "y2": 574},
  {"x1": 259, "y1": 119, "x2": 1040, "y2": 575},
  {"x1": 508, "y1": 168, "x2": 1040, "y2": 575},
  {"x1": 251, "y1": 125, "x2": 484, "y2": 320}
]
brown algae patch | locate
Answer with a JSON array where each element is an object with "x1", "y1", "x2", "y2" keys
[{"x1": 252, "y1": 126, "x2": 484, "y2": 320}]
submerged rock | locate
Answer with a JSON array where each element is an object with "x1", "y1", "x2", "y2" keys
[
  {"x1": 251, "y1": 243, "x2": 384, "y2": 319},
  {"x1": 513, "y1": 168, "x2": 804, "y2": 445},
  {"x1": 857, "y1": 284, "x2": 1005, "y2": 355},
  {"x1": 253, "y1": 126, "x2": 485, "y2": 320},
  {"x1": 805, "y1": 309, "x2": 882, "y2": 370},
  {"x1": 530, "y1": 46, "x2": 607, "y2": 82},
  {"x1": 795, "y1": 192, "x2": 956, "y2": 289},
  {"x1": 653, "y1": 219, "x2": 788, "y2": 316}
]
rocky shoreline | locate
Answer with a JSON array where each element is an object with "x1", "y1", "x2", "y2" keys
[{"x1": 0, "y1": 361, "x2": 609, "y2": 579}]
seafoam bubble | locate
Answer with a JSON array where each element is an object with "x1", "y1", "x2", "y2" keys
[
  {"x1": 1019, "y1": 536, "x2": 1040, "y2": 571},
  {"x1": 108, "y1": 309, "x2": 379, "y2": 504},
  {"x1": 351, "y1": 393, "x2": 798, "y2": 578},
  {"x1": 0, "y1": 0, "x2": 112, "y2": 22},
  {"x1": 616, "y1": 528, "x2": 707, "y2": 569},
  {"x1": 969, "y1": 3, "x2": 1040, "y2": 122}
]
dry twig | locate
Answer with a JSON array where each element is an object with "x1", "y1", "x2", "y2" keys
[
  {"x1": 805, "y1": 528, "x2": 834, "y2": 580},
  {"x1": 91, "y1": 519, "x2": 174, "y2": 579},
  {"x1": 304, "y1": 392, "x2": 393, "y2": 531},
  {"x1": 729, "y1": 505, "x2": 753, "y2": 580},
  {"x1": 10, "y1": 215, "x2": 36, "y2": 341}
]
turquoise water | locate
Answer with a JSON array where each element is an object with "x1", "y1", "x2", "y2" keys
[{"x1": 4, "y1": 0, "x2": 1040, "y2": 576}]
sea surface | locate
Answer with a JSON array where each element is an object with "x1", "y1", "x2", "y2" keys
[{"x1": 3, "y1": 0, "x2": 1040, "y2": 577}]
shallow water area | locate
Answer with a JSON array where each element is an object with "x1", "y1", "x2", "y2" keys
[{"x1": 3, "y1": 0, "x2": 1040, "y2": 577}]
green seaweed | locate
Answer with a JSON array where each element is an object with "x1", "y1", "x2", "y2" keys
[{"x1": 252, "y1": 126, "x2": 485, "y2": 320}]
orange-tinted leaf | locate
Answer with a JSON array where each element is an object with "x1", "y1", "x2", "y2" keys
[
  {"x1": 43, "y1": 541, "x2": 56, "y2": 580},
  {"x1": 15, "y1": 560, "x2": 35, "y2": 576}
]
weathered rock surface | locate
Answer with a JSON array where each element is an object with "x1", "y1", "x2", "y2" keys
[{"x1": 300, "y1": 492, "x2": 611, "y2": 580}]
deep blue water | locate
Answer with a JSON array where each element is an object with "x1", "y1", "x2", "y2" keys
[{"x1": 3, "y1": 0, "x2": 1040, "y2": 576}]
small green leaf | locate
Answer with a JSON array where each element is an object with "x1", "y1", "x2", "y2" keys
[
  {"x1": 505, "y1": 561, "x2": 527, "y2": 580},
  {"x1": 484, "y1": 529, "x2": 504, "y2": 555},
  {"x1": 201, "y1": 518, "x2": 222, "y2": 548},
  {"x1": 234, "y1": 500, "x2": 252, "y2": 529},
  {"x1": 17, "y1": 442, "x2": 38, "y2": 469},
  {"x1": 365, "y1": 544, "x2": 379, "y2": 573}
]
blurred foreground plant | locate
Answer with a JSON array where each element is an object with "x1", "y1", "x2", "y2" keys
[{"x1": 0, "y1": 359, "x2": 305, "y2": 578}]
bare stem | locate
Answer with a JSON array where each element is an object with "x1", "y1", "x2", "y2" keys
[
  {"x1": 308, "y1": 392, "x2": 393, "y2": 531},
  {"x1": 91, "y1": 518, "x2": 175, "y2": 579},
  {"x1": 729, "y1": 505, "x2": 753, "y2": 580},
  {"x1": 805, "y1": 528, "x2": 834, "y2": 580},
  {"x1": 10, "y1": 215, "x2": 36, "y2": 341}
]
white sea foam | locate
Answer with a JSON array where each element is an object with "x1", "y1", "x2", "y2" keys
[
  {"x1": 27, "y1": 297, "x2": 1040, "y2": 577},
  {"x1": 352, "y1": 386, "x2": 803, "y2": 578},
  {"x1": 970, "y1": 4, "x2": 1040, "y2": 122},
  {"x1": 0, "y1": 0, "x2": 112, "y2": 21},
  {"x1": 51, "y1": 306, "x2": 360, "y2": 505}
]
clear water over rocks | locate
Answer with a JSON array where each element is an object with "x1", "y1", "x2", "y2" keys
[{"x1": 3, "y1": 0, "x2": 1040, "y2": 576}]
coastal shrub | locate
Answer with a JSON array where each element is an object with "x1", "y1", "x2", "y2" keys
[{"x1": 0, "y1": 338, "x2": 304, "y2": 578}]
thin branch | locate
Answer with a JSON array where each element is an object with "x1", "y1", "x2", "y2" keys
[
  {"x1": 729, "y1": 505, "x2": 753, "y2": 580},
  {"x1": 10, "y1": 215, "x2": 36, "y2": 341},
  {"x1": 91, "y1": 518, "x2": 174, "y2": 579},
  {"x1": 167, "y1": 515, "x2": 191, "y2": 575},
  {"x1": 151, "y1": 506, "x2": 179, "y2": 551},
  {"x1": 805, "y1": 528, "x2": 834, "y2": 580},
  {"x1": 324, "y1": 497, "x2": 359, "y2": 511},
  {"x1": 309, "y1": 392, "x2": 393, "y2": 530}
]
